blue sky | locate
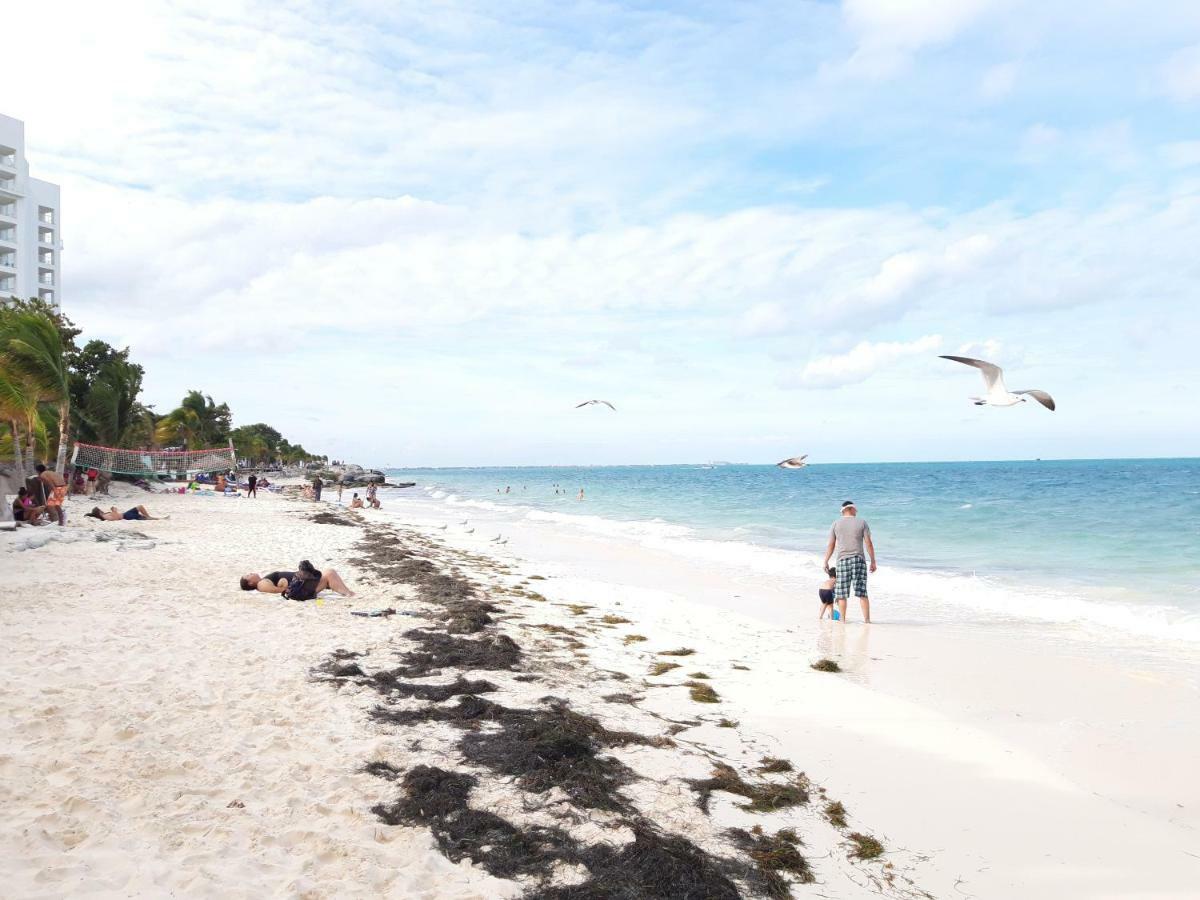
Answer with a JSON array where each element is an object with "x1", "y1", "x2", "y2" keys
[{"x1": 7, "y1": 0, "x2": 1200, "y2": 464}]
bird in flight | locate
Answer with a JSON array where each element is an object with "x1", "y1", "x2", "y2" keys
[
  {"x1": 777, "y1": 455, "x2": 809, "y2": 469},
  {"x1": 575, "y1": 400, "x2": 616, "y2": 410},
  {"x1": 940, "y1": 356, "x2": 1056, "y2": 410}
]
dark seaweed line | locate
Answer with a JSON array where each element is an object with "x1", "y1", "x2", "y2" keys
[{"x1": 315, "y1": 521, "x2": 821, "y2": 899}]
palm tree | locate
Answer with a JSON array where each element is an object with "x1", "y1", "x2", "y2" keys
[
  {"x1": 155, "y1": 391, "x2": 231, "y2": 449},
  {"x1": 1, "y1": 310, "x2": 71, "y2": 470},
  {"x1": 81, "y1": 357, "x2": 144, "y2": 447}
]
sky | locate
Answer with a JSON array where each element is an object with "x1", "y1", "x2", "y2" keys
[{"x1": 6, "y1": 0, "x2": 1200, "y2": 466}]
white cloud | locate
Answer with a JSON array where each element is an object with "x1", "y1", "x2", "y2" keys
[
  {"x1": 1163, "y1": 43, "x2": 1200, "y2": 101},
  {"x1": 840, "y1": 0, "x2": 997, "y2": 77},
  {"x1": 795, "y1": 335, "x2": 943, "y2": 388}
]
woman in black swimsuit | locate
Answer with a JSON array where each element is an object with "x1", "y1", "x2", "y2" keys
[{"x1": 239, "y1": 561, "x2": 355, "y2": 598}]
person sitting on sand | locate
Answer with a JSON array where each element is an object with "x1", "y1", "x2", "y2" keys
[
  {"x1": 818, "y1": 566, "x2": 836, "y2": 620},
  {"x1": 85, "y1": 505, "x2": 162, "y2": 521},
  {"x1": 239, "y1": 560, "x2": 354, "y2": 599},
  {"x1": 12, "y1": 487, "x2": 47, "y2": 525},
  {"x1": 349, "y1": 492, "x2": 364, "y2": 509}
]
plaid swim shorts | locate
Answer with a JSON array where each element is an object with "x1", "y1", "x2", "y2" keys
[{"x1": 835, "y1": 555, "x2": 868, "y2": 599}]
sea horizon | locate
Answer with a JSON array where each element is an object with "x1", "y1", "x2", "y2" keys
[{"x1": 380, "y1": 457, "x2": 1200, "y2": 648}]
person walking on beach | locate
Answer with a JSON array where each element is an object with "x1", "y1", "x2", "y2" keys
[
  {"x1": 247, "y1": 474, "x2": 258, "y2": 498},
  {"x1": 822, "y1": 500, "x2": 876, "y2": 623},
  {"x1": 312, "y1": 475, "x2": 323, "y2": 501}
]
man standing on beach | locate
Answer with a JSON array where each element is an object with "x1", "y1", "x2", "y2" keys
[
  {"x1": 822, "y1": 500, "x2": 876, "y2": 623},
  {"x1": 312, "y1": 475, "x2": 323, "y2": 501}
]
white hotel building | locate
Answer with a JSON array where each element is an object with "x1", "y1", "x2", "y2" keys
[{"x1": 0, "y1": 113, "x2": 61, "y2": 308}]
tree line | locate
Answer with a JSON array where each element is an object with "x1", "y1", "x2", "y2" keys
[{"x1": 1, "y1": 298, "x2": 324, "y2": 473}]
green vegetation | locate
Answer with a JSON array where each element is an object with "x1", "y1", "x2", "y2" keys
[
  {"x1": 824, "y1": 800, "x2": 848, "y2": 828},
  {"x1": 689, "y1": 763, "x2": 810, "y2": 813},
  {"x1": 848, "y1": 832, "x2": 884, "y2": 860},
  {"x1": 2, "y1": 297, "x2": 324, "y2": 472},
  {"x1": 687, "y1": 681, "x2": 720, "y2": 703},
  {"x1": 757, "y1": 757, "x2": 793, "y2": 774}
]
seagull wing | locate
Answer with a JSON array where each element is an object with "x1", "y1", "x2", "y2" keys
[
  {"x1": 940, "y1": 355, "x2": 1007, "y2": 395},
  {"x1": 1014, "y1": 390, "x2": 1056, "y2": 411},
  {"x1": 575, "y1": 401, "x2": 594, "y2": 408},
  {"x1": 601, "y1": 401, "x2": 616, "y2": 410}
]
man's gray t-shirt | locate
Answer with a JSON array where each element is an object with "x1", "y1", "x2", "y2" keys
[{"x1": 830, "y1": 517, "x2": 871, "y2": 560}]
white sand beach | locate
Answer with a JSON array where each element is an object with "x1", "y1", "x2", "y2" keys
[{"x1": 3, "y1": 484, "x2": 1198, "y2": 899}]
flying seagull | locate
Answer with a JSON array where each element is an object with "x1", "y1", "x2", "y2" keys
[
  {"x1": 777, "y1": 455, "x2": 809, "y2": 469},
  {"x1": 575, "y1": 400, "x2": 616, "y2": 410},
  {"x1": 940, "y1": 356, "x2": 1056, "y2": 410}
]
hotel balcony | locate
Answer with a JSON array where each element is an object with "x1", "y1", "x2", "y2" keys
[
  {"x1": 38, "y1": 288, "x2": 54, "y2": 304},
  {"x1": 0, "y1": 202, "x2": 15, "y2": 220},
  {"x1": 0, "y1": 176, "x2": 19, "y2": 198},
  {"x1": 39, "y1": 251, "x2": 54, "y2": 266},
  {"x1": 38, "y1": 272, "x2": 54, "y2": 286},
  {"x1": 0, "y1": 146, "x2": 15, "y2": 170},
  {"x1": 0, "y1": 226, "x2": 14, "y2": 244},
  {"x1": 0, "y1": 253, "x2": 15, "y2": 270},
  {"x1": 38, "y1": 226, "x2": 54, "y2": 245},
  {"x1": 0, "y1": 275, "x2": 14, "y2": 293},
  {"x1": 38, "y1": 207, "x2": 55, "y2": 225}
]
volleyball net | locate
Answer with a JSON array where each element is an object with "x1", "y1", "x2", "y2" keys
[{"x1": 70, "y1": 442, "x2": 236, "y2": 478}]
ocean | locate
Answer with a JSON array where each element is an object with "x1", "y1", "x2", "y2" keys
[{"x1": 380, "y1": 459, "x2": 1200, "y2": 645}]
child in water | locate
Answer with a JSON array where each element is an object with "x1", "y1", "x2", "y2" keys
[{"x1": 818, "y1": 566, "x2": 837, "y2": 619}]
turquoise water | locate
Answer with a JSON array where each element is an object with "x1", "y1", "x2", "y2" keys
[{"x1": 384, "y1": 459, "x2": 1200, "y2": 640}]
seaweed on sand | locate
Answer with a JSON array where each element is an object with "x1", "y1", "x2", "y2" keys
[
  {"x1": 371, "y1": 767, "x2": 757, "y2": 898},
  {"x1": 371, "y1": 765, "x2": 577, "y2": 879},
  {"x1": 364, "y1": 674, "x2": 497, "y2": 701},
  {"x1": 688, "y1": 763, "x2": 810, "y2": 814},
  {"x1": 311, "y1": 510, "x2": 358, "y2": 526},
  {"x1": 811, "y1": 658, "x2": 841, "y2": 672},
  {"x1": 525, "y1": 825, "x2": 745, "y2": 900},
  {"x1": 824, "y1": 800, "x2": 848, "y2": 828},
  {"x1": 648, "y1": 662, "x2": 680, "y2": 676},
  {"x1": 659, "y1": 647, "x2": 696, "y2": 657},
  {"x1": 848, "y1": 832, "x2": 884, "y2": 860},
  {"x1": 458, "y1": 699, "x2": 651, "y2": 812},
  {"x1": 757, "y1": 757, "x2": 793, "y2": 774},
  {"x1": 390, "y1": 629, "x2": 521, "y2": 677},
  {"x1": 687, "y1": 681, "x2": 720, "y2": 703},
  {"x1": 729, "y1": 826, "x2": 815, "y2": 897}
]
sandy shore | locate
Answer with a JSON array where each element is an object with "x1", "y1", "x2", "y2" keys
[
  {"x1": 5, "y1": 483, "x2": 1198, "y2": 898},
  {"x1": 4, "y1": 484, "x2": 939, "y2": 899}
]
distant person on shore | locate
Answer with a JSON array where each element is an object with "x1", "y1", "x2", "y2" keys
[
  {"x1": 247, "y1": 474, "x2": 258, "y2": 498},
  {"x1": 578, "y1": 488, "x2": 585, "y2": 501},
  {"x1": 85, "y1": 505, "x2": 162, "y2": 521},
  {"x1": 312, "y1": 476, "x2": 323, "y2": 501},
  {"x1": 337, "y1": 482, "x2": 344, "y2": 504},
  {"x1": 239, "y1": 560, "x2": 354, "y2": 599},
  {"x1": 817, "y1": 566, "x2": 836, "y2": 619},
  {"x1": 822, "y1": 500, "x2": 876, "y2": 624}
]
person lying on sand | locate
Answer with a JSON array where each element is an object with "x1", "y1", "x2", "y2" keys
[
  {"x1": 84, "y1": 505, "x2": 162, "y2": 521},
  {"x1": 239, "y1": 560, "x2": 354, "y2": 600}
]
